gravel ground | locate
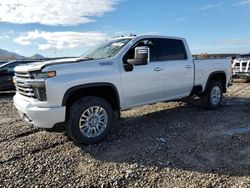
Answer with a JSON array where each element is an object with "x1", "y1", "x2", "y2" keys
[{"x1": 0, "y1": 80, "x2": 250, "y2": 187}]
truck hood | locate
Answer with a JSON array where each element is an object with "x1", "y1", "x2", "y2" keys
[
  {"x1": 14, "y1": 58, "x2": 78, "y2": 72},
  {"x1": 235, "y1": 58, "x2": 250, "y2": 61}
]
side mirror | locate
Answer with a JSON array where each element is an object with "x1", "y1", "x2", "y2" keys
[{"x1": 127, "y1": 46, "x2": 149, "y2": 66}]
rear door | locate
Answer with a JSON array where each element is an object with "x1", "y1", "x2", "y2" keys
[{"x1": 158, "y1": 38, "x2": 194, "y2": 99}]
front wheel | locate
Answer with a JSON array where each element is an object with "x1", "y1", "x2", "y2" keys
[
  {"x1": 66, "y1": 96, "x2": 114, "y2": 144},
  {"x1": 201, "y1": 81, "x2": 223, "y2": 109}
]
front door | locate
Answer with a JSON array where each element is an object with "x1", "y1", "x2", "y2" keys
[
  {"x1": 121, "y1": 39, "x2": 166, "y2": 108},
  {"x1": 121, "y1": 61, "x2": 165, "y2": 108}
]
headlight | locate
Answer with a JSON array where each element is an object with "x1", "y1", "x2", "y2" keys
[
  {"x1": 31, "y1": 71, "x2": 56, "y2": 79},
  {"x1": 28, "y1": 71, "x2": 56, "y2": 101}
]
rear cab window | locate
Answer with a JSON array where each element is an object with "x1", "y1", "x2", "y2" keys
[{"x1": 154, "y1": 38, "x2": 187, "y2": 61}]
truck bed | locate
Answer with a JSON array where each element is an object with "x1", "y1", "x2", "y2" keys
[{"x1": 193, "y1": 58, "x2": 231, "y2": 90}]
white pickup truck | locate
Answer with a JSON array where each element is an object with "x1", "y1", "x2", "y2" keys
[{"x1": 13, "y1": 35, "x2": 232, "y2": 144}]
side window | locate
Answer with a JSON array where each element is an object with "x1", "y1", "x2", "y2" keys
[
  {"x1": 123, "y1": 39, "x2": 160, "y2": 63},
  {"x1": 123, "y1": 38, "x2": 187, "y2": 66},
  {"x1": 158, "y1": 39, "x2": 187, "y2": 61}
]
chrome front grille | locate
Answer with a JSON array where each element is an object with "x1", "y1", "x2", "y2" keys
[
  {"x1": 14, "y1": 71, "x2": 36, "y2": 98},
  {"x1": 15, "y1": 72, "x2": 32, "y2": 79},
  {"x1": 233, "y1": 60, "x2": 250, "y2": 73}
]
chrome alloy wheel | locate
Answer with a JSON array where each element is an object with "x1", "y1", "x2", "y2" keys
[
  {"x1": 210, "y1": 86, "x2": 221, "y2": 105},
  {"x1": 79, "y1": 106, "x2": 108, "y2": 138}
]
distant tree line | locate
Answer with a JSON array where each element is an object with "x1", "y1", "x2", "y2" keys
[{"x1": 193, "y1": 53, "x2": 238, "y2": 59}]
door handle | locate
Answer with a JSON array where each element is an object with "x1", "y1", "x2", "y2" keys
[
  {"x1": 153, "y1": 67, "x2": 163, "y2": 71},
  {"x1": 185, "y1": 65, "x2": 192, "y2": 69}
]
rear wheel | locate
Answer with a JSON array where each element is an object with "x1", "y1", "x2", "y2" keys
[
  {"x1": 66, "y1": 96, "x2": 113, "y2": 144},
  {"x1": 201, "y1": 81, "x2": 223, "y2": 109}
]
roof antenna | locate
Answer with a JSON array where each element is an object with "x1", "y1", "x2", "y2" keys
[{"x1": 129, "y1": 33, "x2": 136, "y2": 37}]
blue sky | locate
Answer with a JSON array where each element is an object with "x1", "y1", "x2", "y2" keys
[{"x1": 0, "y1": 0, "x2": 250, "y2": 57}]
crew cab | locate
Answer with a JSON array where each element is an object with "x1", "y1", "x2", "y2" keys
[
  {"x1": 232, "y1": 53, "x2": 250, "y2": 82},
  {"x1": 13, "y1": 35, "x2": 232, "y2": 144}
]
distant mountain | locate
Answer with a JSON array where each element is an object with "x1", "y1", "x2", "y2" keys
[
  {"x1": 0, "y1": 49, "x2": 76, "y2": 61},
  {"x1": 0, "y1": 49, "x2": 24, "y2": 60},
  {"x1": 30, "y1": 54, "x2": 44, "y2": 60}
]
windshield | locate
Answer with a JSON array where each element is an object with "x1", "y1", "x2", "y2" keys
[
  {"x1": 236, "y1": 54, "x2": 250, "y2": 60},
  {"x1": 79, "y1": 38, "x2": 132, "y2": 60}
]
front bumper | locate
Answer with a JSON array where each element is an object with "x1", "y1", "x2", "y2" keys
[
  {"x1": 13, "y1": 94, "x2": 66, "y2": 129},
  {"x1": 233, "y1": 72, "x2": 250, "y2": 79}
]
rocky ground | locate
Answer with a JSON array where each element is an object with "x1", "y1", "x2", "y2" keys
[{"x1": 0, "y1": 80, "x2": 250, "y2": 188}]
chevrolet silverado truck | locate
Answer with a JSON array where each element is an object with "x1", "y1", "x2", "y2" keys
[
  {"x1": 13, "y1": 35, "x2": 232, "y2": 144},
  {"x1": 232, "y1": 53, "x2": 250, "y2": 82}
]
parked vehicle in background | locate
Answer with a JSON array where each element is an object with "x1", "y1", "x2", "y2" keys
[
  {"x1": 0, "y1": 60, "x2": 38, "y2": 91},
  {"x1": 13, "y1": 35, "x2": 232, "y2": 144},
  {"x1": 232, "y1": 53, "x2": 250, "y2": 82}
]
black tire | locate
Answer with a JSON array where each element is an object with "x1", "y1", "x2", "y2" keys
[
  {"x1": 66, "y1": 96, "x2": 113, "y2": 145},
  {"x1": 201, "y1": 81, "x2": 223, "y2": 109}
]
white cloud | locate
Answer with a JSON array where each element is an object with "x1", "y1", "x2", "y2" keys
[
  {"x1": 0, "y1": 0, "x2": 117, "y2": 26},
  {"x1": 15, "y1": 37, "x2": 31, "y2": 45},
  {"x1": 15, "y1": 49, "x2": 21, "y2": 53},
  {"x1": 14, "y1": 30, "x2": 109, "y2": 51},
  {"x1": 198, "y1": 3, "x2": 223, "y2": 11},
  {"x1": 170, "y1": 17, "x2": 188, "y2": 22},
  {"x1": 0, "y1": 35, "x2": 10, "y2": 40},
  {"x1": 236, "y1": 0, "x2": 250, "y2": 5}
]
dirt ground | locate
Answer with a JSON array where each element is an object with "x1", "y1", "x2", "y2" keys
[{"x1": 0, "y1": 80, "x2": 250, "y2": 188}]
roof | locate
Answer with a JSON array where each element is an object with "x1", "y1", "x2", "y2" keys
[{"x1": 110, "y1": 34, "x2": 185, "y2": 41}]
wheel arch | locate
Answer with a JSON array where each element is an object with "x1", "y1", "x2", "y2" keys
[
  {"x1": 62, "y1": 83, "x2": 121, "y2": 117},
  {"x1": 205, "y1": 71, "x2": 227, "y2": 93}
]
